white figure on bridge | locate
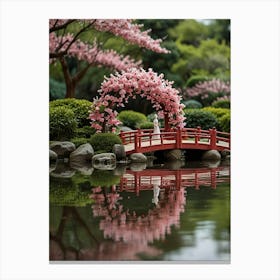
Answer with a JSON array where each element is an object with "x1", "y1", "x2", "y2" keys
[{"x1": 153, "y1": 114, "x2": 161, "y2": 140}]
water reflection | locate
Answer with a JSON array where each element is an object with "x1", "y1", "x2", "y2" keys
[{"x1": 50, "y1": 162, "x2": 230, "y2": 261}]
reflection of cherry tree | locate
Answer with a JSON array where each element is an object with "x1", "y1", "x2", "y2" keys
[{"x1": 90, "y1": 186, "x2": 186, "y2": 248}]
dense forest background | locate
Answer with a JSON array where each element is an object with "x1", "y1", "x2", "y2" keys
[{"x1": 50, "y1": 19, "x2": 230, "y2": 115}]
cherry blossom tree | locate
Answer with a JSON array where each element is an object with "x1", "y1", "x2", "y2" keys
[
  {"x1": 49, "y1": 19, "x2": 169, "y2": 98},
  {"x1": 89, "y1": 68, "x2": 186, "y2": 132},
  {"x1": 184, "y1": 78, "x2": 230, "y2": 106}
]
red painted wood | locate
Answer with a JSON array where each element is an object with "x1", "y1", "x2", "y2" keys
[{"x1": 120, "y1": 127, "x2": 230, "y2": 154}]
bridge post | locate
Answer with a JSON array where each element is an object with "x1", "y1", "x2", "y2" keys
[
  {"x1": 210, "y1": 128, "x2": 217, "y2": 149},
  {"x1": 176, "y1": 128, "x2": 182, "y2": 149},
  {"x1": 134, "y1": 131, "x2": 139, "y2": 152},
  {"x1": 197, "y1": 126, "x2": 201, "y2": 141}
]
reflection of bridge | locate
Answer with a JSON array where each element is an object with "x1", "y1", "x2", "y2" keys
[
  {"x1": 120, "y1": 128, "x2": 230, "y2": 155},
  {"x1": 120, "y1": 166, "x2": 230, "y2": 196}
]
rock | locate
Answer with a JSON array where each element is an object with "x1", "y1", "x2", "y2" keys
[
  {"x1": 129, "y1": 153, "x2": 147, "y2": 163},
  {"x1": 202, "y1": 150, "x2": 221, "y2": 161},
  {"x1": 113, "y1": 144, "x2": 126, "y2": 161},
  {"x1": 49, "y1": 150, "x2": 57, "y2": 162},
  {"x1": 163, "y1": 159, "x2": 184, "y2": 170},
  {"x1": 50, "y1": 162, "x2": 76, "y2": 178},
  {"x1": 129, "y1": 162, "x2": 147, "y2": 171},
  {"x1": 113, "y1": 164, "x2": 127, "y2": 176},
  {"x1": 119, "y1": 126, "x2": 133, "y2": 132},
  {"x1": 50, "y1": 141, "x2": 76, "y2": 158},
  {"x1": 164, "y1": 149, "x2": 183, "y2": 161},
  {"x1": 202, "y1": 160, "x2": 221, "y2": 168},
  {"x1": 70, "y1": 162, "x2": 94, "y2": 175},
  {"x1": 69, "y1": 143, "x2": 94, "y2": 164},
  {"x1": 92, "y1": 153, "x2": 116, "y2": 170},
  {"x1": 220, "y1": 150, "x2": 230, "y2": 158}
]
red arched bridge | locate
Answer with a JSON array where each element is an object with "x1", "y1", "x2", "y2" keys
[{"x1": 120, "y1": 127, "x2": 230, "y2": 155}]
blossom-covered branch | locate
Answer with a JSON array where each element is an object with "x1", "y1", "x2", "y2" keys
[{"x1": 89, "y1": 68, "x2": 185, "y2": 132}]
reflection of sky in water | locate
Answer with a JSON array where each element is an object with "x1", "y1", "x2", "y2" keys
[{"x1": 164, "y1": 221, "x2": 230, "y2": 261}]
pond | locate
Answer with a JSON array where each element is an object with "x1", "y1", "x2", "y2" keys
[{"x1": 49, "y1": 158, "x2": 230, "y2": 262}]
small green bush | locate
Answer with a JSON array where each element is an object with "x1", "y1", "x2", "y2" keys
[
  {"x1": 202, "y1": 107, "x2": 230, "y2": 131},
  {"x1": 74, "y1": 126, "x2": 96, "y2": 138},
  {"x1": 182, "y1": 99, "x2": 203, "y2": 109},
  {"x1": 202, "y1": 107, "x2": 230, "y2": 118},
  {"x1": 184, "y1": 109, "x2": 219, "y2": 130},
  {"x1": 50, "y1": 98, "x2": 92, "y2": 127},
  {"x1": 139, "y1": 121, "x2": 154, "y2": 129},
  {"x1": 71, "y1": 137, "x2": 89, "y2": 148},
  {"x1": 185, "y1": 75, "x2": 209, "y2": 88},
  {"x1": 117, "y1": 110, "x2": 147, "y2": 129},
  {"x1": 212, "y1": 99, "x2": 230, "y2": 108},
  {"x1": 89, "y1": 133, "x2": 122, "y2": 153},
  {"x1": 50, "y1": 106, "x2": 77, "y2": 140},
  {"x1": 219, "y1": 112, "x2": 230, "y2": 132}
]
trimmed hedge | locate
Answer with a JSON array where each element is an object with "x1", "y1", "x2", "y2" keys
[
  {"x1": 71, "y1": 137, "x2": 89, "y2": 148},
  {"x1": 184, "y1": 109, "x2": 219, "y2": 130},
  {"x1": 89, "y1": 133, "x2": 122, "y2": 153},
  {"x1": 219, "y1": 112, "x2": 230, "y2": 133},
  {"x1": 50, "y1": 106, "x2": 77, "y2": 140},
  {"x1": 202, "y1": 107, "x2": 230, "y2": 132},
  {"x1": 182, "y1": 99, "x2": 203, "y2": 109},
  {"x1": 74, "y1": 126, "x2": 96, "y2": 138},
  {"x1": 212, "y1": 99, "x2": 230, "y2": 109},
  {"x1": 117, "y1": 110, "x2": 147, "y2": 129},
  {"x1": 139, "y1": 121, "x2": 154, "y2": 129},
  {"x1": 50, "y1": 98, "x2": 92, "y2": 127}
]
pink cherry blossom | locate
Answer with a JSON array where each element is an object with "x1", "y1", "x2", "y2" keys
[{"x1": 89, "y1": 68, "x2": 186, "y2": 132}]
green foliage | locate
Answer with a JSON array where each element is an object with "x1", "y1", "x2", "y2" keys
[
  {"x1": 71, "y1": 137, "x2": 89, "y2": 148},
  {"x1": 49, "y1": 106, "x2": 77, "y2": 140},
  {"x1": 211, "y1": 99, "x2": 230, "y2": 108},
  {"x1": 202, "y1": 107, "x2": 230, "y2": 118},
  {"x1": 89, "y1": 133, "x2": 122, "y2": 153},
  {"x1": 74, "y1": 126, "x2": 96, "y2": 138},
  {"x1": 219, "y1": 112, "x2": 230, "y2": 132},
  {"x1": 184, "y1": 109, "x2": 219, "y2": 130},
  {"x1": 91, "y1": 171, "x2": 121, "y2": 187},
  {"x1": 202, "y1": 107, "x2": 230, "y2": 132},
  {"x1": 50, "y1": 98, "x2": 92, "y2": 127},
  {"x1": 117, "y1": 110, "x2": 147, "y2": 129},
  {"x1": 168, "y1": 19, "x2": 209, "y2": 46},
  {"x1": 182, "y1": 99, "x2": 202, "y2": 109},
  {"x1": 139, "y1": 121, "x2": 154, "y2": 129},
  {"x1": 185, "y1": 75, "x2": 209, "y2": 88},
  {"x1": 49, "y1": 78, "x2": 66, "y2": 100}
]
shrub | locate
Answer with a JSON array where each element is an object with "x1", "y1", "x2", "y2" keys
[
  {"x1": 182, "y1": 99, "x2": 202, "y2": 109},
  {"x1": 202, "y1": 107, "x2": 230, "y2": 131},
  {"x1": 117, "y1": 110, "x2": 147, "y2": 129},
  {"x1": 50, "y1": 106, "x2": 77, "y2": 140},
  {"x1": 219, "y1": 112, "x2": 230, "y2": 132},
  {"x1": 185, "y1": 75, "x2": 209, "y2": 88},
  {"x1": 71, "y1": 137, "x2": 89, "y2": 148},
  {"x1": 212, "y1": 99, "x2": 230, "y2": 108},
  {"x1": 89, "y1": 133, "x2": 122, "y2": 153},
  {"x1": 50, "y1": 98, "x2": 92, "y2": 127},
  {"x1": 184, "y1": 109, "x2": 219, "y2": 130},
  {"x1": 202, "y1": 107, "x2": 230, "y2": 118},
  {"x1": 139, "y1": 121, "x2": 154, "y2": 129},
  {"x1": 74, "y1": 126, "x2": 96, "y2": 138}
]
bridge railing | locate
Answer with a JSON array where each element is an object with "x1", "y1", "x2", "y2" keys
[{"x1": 119, "y1": 127, "x2": 230, "y2": 152}]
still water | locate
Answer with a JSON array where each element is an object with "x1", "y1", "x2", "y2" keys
[{"x1": 49, "y1": 159, "x2": 230, "y2": 262}]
